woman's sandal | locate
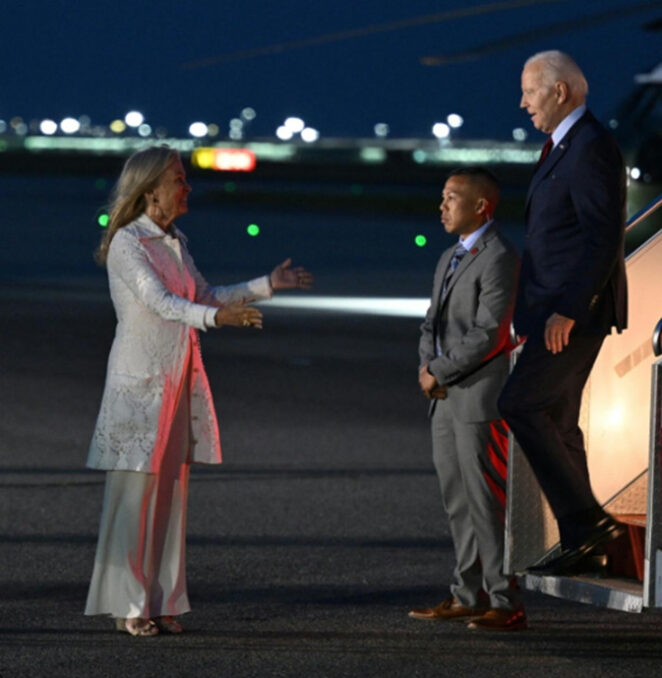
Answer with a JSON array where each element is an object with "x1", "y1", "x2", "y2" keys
[
  {"x1": 114, "y1": 617, "x2": 159, "y2": 636},
  {"x1": 154, "y1": 616, "x2": 184, "y2": 634}
]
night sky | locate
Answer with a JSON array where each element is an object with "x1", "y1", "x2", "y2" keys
[{"x1": 1, "y1": 0, "x2": 660, "y2": 142}]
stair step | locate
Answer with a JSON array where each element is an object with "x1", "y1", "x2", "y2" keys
[{"x1": 615, "y1": 513, "x2": 647, "y2": 528}]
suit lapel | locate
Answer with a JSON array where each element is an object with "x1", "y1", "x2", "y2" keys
[
  {"x1": 526, "y1": 143, "x2": 565, "y2": 207},
  {"x1": 439, "y1": 224, "x2": 496, "y2": 307},
  {"x1": 525, "y1": 111, "x2": 594, "y2": 211}
]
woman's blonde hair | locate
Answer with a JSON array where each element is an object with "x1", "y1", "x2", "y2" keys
[{"x1": 95, "y1": 145, "x2": 179, "y2": 266}]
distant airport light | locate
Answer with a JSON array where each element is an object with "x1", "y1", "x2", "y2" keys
[
  {"x1": 10, "y1": 117, "x2": 28, "y2": 136},
  {"x1": 432, "y1": 122, "x2": 450, "y2": 139},
  {"x1": 125, "y1": 111, "x2": 144, "y2": 128},
  {"x1": 512, "y1": 127, "x2": 527, "y2": 141},
  {"x1": 98, "y1": 213, "x2": 110, "y2": 228},
  {"x1": 447, "y1": 113, "x2": 464, "y2": 129},
  {"x1": 229, "y1": 119, "x2": 244, "y2": 140},
  {"x1": 630, "y1": 167, "x2": 642, "y2": 180},
  {"x1": 60, "y1": 117, "x2": 80, "y2": 134},
  {"x1": 374, "y1": 123, "x2": 390, "y2": 138},
  {"x1": 0, "y1": 120, "x2": 6, "y2": 133},
  {"x1": 241, "y1": 107, "x2": 256, "y2": 121},
  {"x1": 110, "y1": 119, "x2": 127, "y2": 134},
  {"x1": 189, "y1": 122, "x2": 209, "y2": 138},
  {"x1": 415, "y1": 234, "x2": 427, "y2": 247},
  {"x1": 191, "y1": 147, "x2": 256, "y2": 172},
  {"x1": 138, "y1": 123, "x2": 152, "y2": 138},
  {"x1": 215, "y1": 149, "x2": 256, "y2": 171},
  {"x1": 276, "y1": 125, "x2": 294, "y2": 141},
  {"x1": 40, "y1": 119, "x2": 58, "y2": 135},
  {"x1": 193, "y1": 148, "x2": 215, "y2": 169},
  {"x1": 609, "y1": 119, "x2": 619, "y2": 129},
  {"x1": 360, "y1": 147, "x2": 387, "y2": 163},
  {"x1": 284, "y1": 117, "x2": 305, "y2": 133},
  {"x1": 207, "y1": 123, "x2": 220, "y2": 137},
  {"x1": 246, "y1": 223, "x2": 260, "y2": 237},
  {"x1": 301, "y1": 127, "x2": 319, "y2": 143}
]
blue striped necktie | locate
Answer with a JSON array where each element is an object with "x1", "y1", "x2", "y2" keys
[{"x1": 442, "y1": 244, "x2": 467, "y2": 298}]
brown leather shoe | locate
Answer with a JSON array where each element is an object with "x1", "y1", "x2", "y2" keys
[
  {"x1": 467, "y1": 607, "x2": 527, "y2": 632},
  {"x1": 408, "y1": 596, "x2": 486, "y2": 621}
]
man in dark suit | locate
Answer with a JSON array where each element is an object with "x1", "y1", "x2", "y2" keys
[
  {"x1": 498, "y1": 51, "x2": 628, "y2": 575},
  {"x1": 409, "y1": 168, "x2": 525, "y2": 631}
]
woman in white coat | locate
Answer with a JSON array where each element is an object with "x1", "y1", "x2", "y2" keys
[{"x1": 84, "y1": 145, "x2": 312, "y2": 636}]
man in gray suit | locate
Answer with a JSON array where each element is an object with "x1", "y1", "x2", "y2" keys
[{"x1": 409, "y1": 167, "x2": 524, "y2": 631}]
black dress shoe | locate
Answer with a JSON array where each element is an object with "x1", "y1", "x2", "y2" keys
[{"x1": 527, "y1": 517, "x2": 625, "y2": 576}]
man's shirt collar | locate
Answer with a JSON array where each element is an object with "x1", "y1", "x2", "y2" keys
[
  {"x1": 459, "y1": 219, "x2": 493, "y2": 251},
  {"x1": 551, "y1": 104, "x2": 586, "y2": 147}
]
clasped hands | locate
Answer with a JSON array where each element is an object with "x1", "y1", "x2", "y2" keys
[
  {"x1": 416, "y1": 313, "x2": 574, "y2": 398},
  {"x1": 214, "y1": 258, "x2": 313, "y2": 329},
  {"x1": 418, "y1": 365, "x2": 447, "y2": 400}
]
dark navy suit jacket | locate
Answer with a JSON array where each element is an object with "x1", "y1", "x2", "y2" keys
[{"x1": 514, "y1": 110, "x2": 627, "y2": 338}]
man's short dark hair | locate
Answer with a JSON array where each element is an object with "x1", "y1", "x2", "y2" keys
[{"x1": 447, "y1": 166, "x2": 500, "y2": 205}]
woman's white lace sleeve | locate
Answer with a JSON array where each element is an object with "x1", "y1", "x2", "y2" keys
[
  {"x1": 108, "y1": 230, "x2": 214, "y2": 330},
  {"x1": 182, "y1": 244, "x2": 273, "y2": 306}
]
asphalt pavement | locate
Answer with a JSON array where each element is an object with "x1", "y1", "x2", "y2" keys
[{"x1": 1, "y1": 283, "x2": 661, "y2": 678}]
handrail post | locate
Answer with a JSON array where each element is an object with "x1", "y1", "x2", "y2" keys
[{"x1": 644, "y1": 321, "x2": 662, "y2": 607}]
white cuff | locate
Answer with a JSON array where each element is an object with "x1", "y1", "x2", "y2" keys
[{"x1": 203, "y1": 306, "x2": 218, "y2": 330}]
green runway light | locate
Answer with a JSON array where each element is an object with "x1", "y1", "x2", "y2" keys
[
  {"x1": 98, "y1": 213, "x2": 109, "y2": 228},
  {"x1": 224, "y1": 181, "x2": 237, "y2": 193},
  {"x1": 415, "y1": 234, "x2": 427, "y2": 247},
  {"x1": 247, "y1": 223, "x2": 260, "y2": 237},
  {"x1": 95, "y1": 178, "x2": 107, "y2": 190}
]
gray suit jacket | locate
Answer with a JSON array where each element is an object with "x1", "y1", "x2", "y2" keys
[{"x1": 419, "y1": 222, "x2": 520, "y2": 423}]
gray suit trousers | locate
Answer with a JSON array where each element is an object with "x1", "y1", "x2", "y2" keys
[{"x1": 431, "y1": 402, "x2": 519, "y2": 610}]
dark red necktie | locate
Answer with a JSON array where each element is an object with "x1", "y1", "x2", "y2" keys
[{"x1": 537, "y1": 137, "x2": 553, "y2": 166}]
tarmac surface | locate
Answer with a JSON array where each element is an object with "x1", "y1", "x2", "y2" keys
[{"x1": 1, "y1": 282, "x2": 661, "y2": 678}]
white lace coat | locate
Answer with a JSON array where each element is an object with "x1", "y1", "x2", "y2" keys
[{"x1": 87, "y1": 214, "x2": 272, "y2": 473}]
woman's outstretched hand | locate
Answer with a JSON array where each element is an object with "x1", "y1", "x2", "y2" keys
[
  {"x1": 215, "y1": 302, "x2": 263, "y2": 329},
  {"x1": 269, "y1": 258, "x2": 314, "y2": 291}
]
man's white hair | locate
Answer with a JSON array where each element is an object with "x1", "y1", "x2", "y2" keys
[{"x1": 525, "y1": 50, "x2": 589, "y2": 97}]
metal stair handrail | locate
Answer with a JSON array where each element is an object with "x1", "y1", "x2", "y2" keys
[{"x1": 626, "y1": 192, "x2": 662, "y2": 232}]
